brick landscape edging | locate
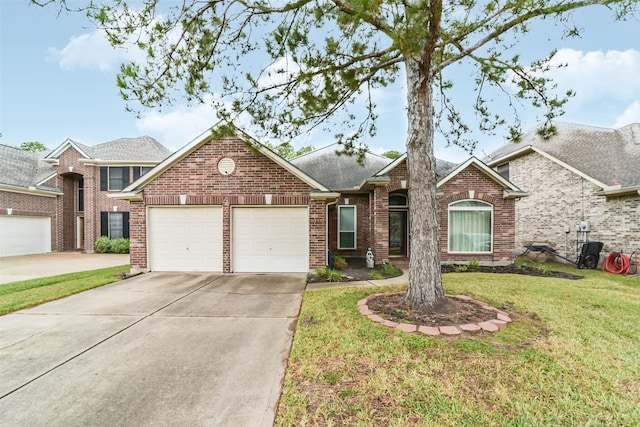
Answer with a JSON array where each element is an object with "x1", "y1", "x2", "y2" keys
[{"x1": 357, "y1": 293, "x2": 512, "y2": 337}]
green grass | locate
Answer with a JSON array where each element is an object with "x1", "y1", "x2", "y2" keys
[
  {"x1": 0, "y1": 265, "x2": 129, "y2": 315},
  {"x1": 277, "y1": 264, "x2": 640, "y2": 426}
]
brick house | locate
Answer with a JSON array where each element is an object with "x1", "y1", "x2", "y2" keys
[
  {"x1": 113, "y1": 127, "x2": 524, "y2": 273},
  {"x1": 487, "y1": 122, "x2": 640, "y2": 264},
  {"x1": 0, "y1": 138, "x2": 170, "y2": 257}
]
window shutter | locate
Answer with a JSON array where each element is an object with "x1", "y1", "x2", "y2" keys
[
  {"x1": 123, "y1": 167, "x2": 130, "y2": 186},
  {"x1": 123, "y1": 212, "x2": 130, "y2": 239},
  {"x1": 100, "y1": 212, "x2": 109, "y2": 237},
  {"x1": 100, "y1": 167, "x2": 108, "y2": 191},
  {"x1": 133, "y1": 167, "x2": 141, "y2": 181}
]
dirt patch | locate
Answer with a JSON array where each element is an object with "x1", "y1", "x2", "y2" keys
[
  {"x1": 441, "y1": 263, "x2": 583, "y2": 280},
  {"x1": 366, "y1": 292, "x2": 498, "y2": 327}
]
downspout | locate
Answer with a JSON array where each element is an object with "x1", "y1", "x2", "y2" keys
[{"x1": 326, "y1": 197, "x2": 339, "y2": 266}]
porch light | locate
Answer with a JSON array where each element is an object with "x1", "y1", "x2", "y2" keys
[
  {"x1": 179, "y1": 194, "x2": 187, "y2": 205},
  {"x1": 68, "y1": 166, "x2": 74, "y2": 172},
  {"x1": 401, "y1": 180, "x2": 407, "y2": 189},
  {"x1": 6, "y1": 208, "x2": 12, "y2": 215},
  {"x1": 265, "y1": 194, "x2": 272, "y2": 205},
  {"x1": 113, "y1": 206, "x2": 118, "y2": 212},
  {"x1": 468, "y1": 190, "x2": 475, "y2": 199}
]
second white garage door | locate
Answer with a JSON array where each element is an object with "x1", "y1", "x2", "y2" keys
[
  {"x1": 0, "y1": 215, "x2": 51, "y2": 257},
  {"x1": 232, "y1": 207, "x2": 309, "y2": 273},
  {"x1": 148, "y1": 206, "x2": 223, "y2": 272}
]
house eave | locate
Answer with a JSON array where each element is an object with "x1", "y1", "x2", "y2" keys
[
  {"x1": 108, "y1": 191, "x2": 143, "y2": 201},
  {"x1": 310, "y1": 191, "x2": 341, "y2": 201},
  {"x1": 503, "y1": 190, "x2": 529, "y2": 199},
  {"x1": 595, "y1": 185, "x2": 640, "y2": 197},
  {"x1": 0, "y1": 183, "x2": 61, "y2": 198},
  {"x1": 81, "y1": 160, "x2": 161, "y2": 166}
]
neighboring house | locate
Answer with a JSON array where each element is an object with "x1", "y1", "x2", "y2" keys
[
  {"x1": 0, "y1": 137, "x2": 171, "y2": 257},
  {"x1": 487, "y1": 122, "x2": 640, "y2": 264},
  {"x1": 113, "y1": 126, "x2": 525, "y2": 274}
]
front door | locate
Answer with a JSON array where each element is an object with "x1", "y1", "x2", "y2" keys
[{"x1": 389, "y1": 211, "x2": 407, "y2": 257}]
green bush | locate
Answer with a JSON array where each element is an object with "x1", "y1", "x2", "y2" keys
[
  {"x1": 111, "y1": 238, "x2": 130, "y2": 254},
  {"x1": 94, "y1": 237, "x2": 130, "y2": 254},
  {"x1": 382, "y1": 263, "x2": 400, "y2": 276},
  {"x1": 333, "y1": 256, "x2": 348, "y2": 270},
  {"x1": 94, "y1": 236, "x2": 112, "y2": 253}
]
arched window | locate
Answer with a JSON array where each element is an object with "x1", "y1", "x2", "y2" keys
[
  {"x1": 448, "y1": 200, "x2": 493, "y2": 253},
  {"x1": 389, "y1": 194, "x2": 407, "y2": 207}
]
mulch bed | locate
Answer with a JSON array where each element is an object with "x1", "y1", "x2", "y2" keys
[{"x1": 366, "y1": 292, "x2": 499, "y2": 327}]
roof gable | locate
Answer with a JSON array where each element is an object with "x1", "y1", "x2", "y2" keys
[
  {"x1": 44, "y1": 136, "x2": 171, "y2": 164},
  {"x1": 0, "y1": 144, "x2": 60, "y2": 194},
  {"x1": 488, "y1": 122, "x2": 640, "y2": 191},
  {"x1": 438, "y1": 156, "x2": 527, "y2": 198},
  {"x1": 117, "y1": 124, "x2": 331, "y2": 197}
]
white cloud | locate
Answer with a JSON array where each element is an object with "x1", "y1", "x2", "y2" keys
[
  {"x1": 614, "y1": 100, "x2": 640, "y2": 127},
  {"x1": 135, "y1": 94, "x2": 257, "y2": 151},
  {"x1": 47, "y1": 31, "x2": 130, "y2": 71},
  {"x1": 546, "y1": 49, "x2": 640, "y2": 103}
]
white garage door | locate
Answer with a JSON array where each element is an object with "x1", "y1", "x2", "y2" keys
[
  {"x1": 232, "y1": 207, "x2": 309, "y2": 273},
  {"x1": 148, "y1": 207, "x2": 223, "y2": 272},
  {"x1": 0, "y1": 215, "x2": 51, "y2": 257}
]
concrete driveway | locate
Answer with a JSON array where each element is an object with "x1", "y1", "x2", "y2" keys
[
  {"x1": 0, "y1": 252, "x2": 130, "y2": 284},
  {"x1": 0, "y1": 272, "x2": 306, "y2": 426}
]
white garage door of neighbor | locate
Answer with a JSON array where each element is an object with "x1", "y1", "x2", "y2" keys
[
  {"x1": 148, "y1": 207, "x2": 223, "y2": 272},
  {"x1": 0, "y1": 215, "x2": 51, "y2": 257},
  {"x1": 232, "y1": 207, "x2": 309, "y2": 273}
]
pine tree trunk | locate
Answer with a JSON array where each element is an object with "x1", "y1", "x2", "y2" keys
[{"x1": 404, "y1": 56, "x2": 446, "y2": 308}]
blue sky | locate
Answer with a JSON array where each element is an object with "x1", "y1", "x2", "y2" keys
[{"x1": 1, "y1": 1, "x2": 639, "y2": 163}]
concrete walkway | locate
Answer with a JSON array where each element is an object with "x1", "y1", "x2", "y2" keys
[
  {"x1": 0, "y1": 272, "x2": 306, "y2": 426},
  {"x1": 0, "y1": 252, "x2": 130, "y2": 284}
]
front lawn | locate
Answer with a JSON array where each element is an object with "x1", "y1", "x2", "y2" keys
[
  {"x1": 277, "y1": 265, "x2": 640, "y2": 426},
  {"x1": 0, "y1": 265, "x2": 129, "y2": 315}
]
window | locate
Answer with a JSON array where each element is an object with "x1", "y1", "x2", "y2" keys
[
  {"x1": 100, "y1": 212, "x2": 130, "y2": 239},
  {"x1": 389, "y1": 194, "x2": 407, "y2": 207},
  {"x1": 133, "y1": 166, "x2": 153, "y2": 181},
  {"x1": 338, "y1": 206, "x2": 356, "y2": 249},
  {"x1": 77, "y1": 179, "x2": 84, "y2": 212},
  {"x1": 497, "y1": 163, "x2": 509, "y2": 180},
  {"x1": 448, "y1": 200, "x2": 492, "y2": 253},
  {"x1": 100, "y1": 167, "x2": 130, "y2": 191}
]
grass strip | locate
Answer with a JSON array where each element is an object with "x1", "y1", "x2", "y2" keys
[{"x1": 0, "y1": 265, "x2": 129, "y2": 315}]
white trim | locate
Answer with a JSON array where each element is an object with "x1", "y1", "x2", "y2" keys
[
  {"x1": 44, "y1": 138, "x2": 91, "y2": 162},
  {"x1": 375, "y1": 153, "x2": 406, "y2": 176},
  {"x1": 488, "y1": 145, "x2": 610, "y2": 190},
  {"x1": 81, "y1": 160, "x2": 161, "y2": 166},
  {"x1": 437, "y1": 157, "x2": 523, "y2": 194},
  {"x1": 447, "y1": 199, "x2": 494, "y2": 254},
  {"x1": 121, "y1": 123, "x2": 332, "y2": 194},
  {"x1": 338, "y1": 205, "x2": 357, "y2": 250},
  {"x1": 0, "y1": 183, "x2": 60, "y2": 198}
]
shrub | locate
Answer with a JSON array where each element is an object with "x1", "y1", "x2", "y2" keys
[
  {"x1": 468, "y1": 259, "x2": 480, "y2": 269},
  {"x1": 333, "y1": 256, "x2": 348, "y2": 270},
  {"x1": 94, "y1": 236, "x2": 112, "y2": 253},
  {"x1": 94, "y1": 237, "x2": 130, "y2": 254},
  {"x1": 382, "y1": 263, "x2": 400, "y2": 276},
  {"x1": 111, "y1": 238, "x2": 130, "y2": 254}
]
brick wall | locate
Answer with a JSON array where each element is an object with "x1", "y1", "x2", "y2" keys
[
  {"x1": 438, "y1": 165, "x2": 516, "y2": 264},
  {"x1": 328, "y1": 194, "x2": 371, "y2": 258},
  {"x1": 130, "y1": 136, "x2": 325, "y2": 272},
  {"x1": 508, "y1": 152, "x2": 640, "y2": 262}
]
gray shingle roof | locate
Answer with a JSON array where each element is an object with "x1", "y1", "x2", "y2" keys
[
  {"x1": 82, "y1": 136, "x2": 171, "y2": 162},
  {"x1": 0, "y1": 144, "x2": 58, "y2": 192},
  {"x1": 488, "y1": 122, "x2": 640, "y2": 187},
  {"x1": 1, "y1": 136, "x2": 171, "y2": 192},
  {"x1": 290, "y1": 144, "x2": 457, "y2": 191},
  {"x1": 291, "y1": 144, "x2": 390, "y2": 190}
]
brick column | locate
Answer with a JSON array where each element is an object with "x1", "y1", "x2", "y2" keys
[{"x1": 372, "y1": 185, "x2": 389, "y2": 264}]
